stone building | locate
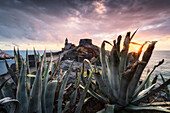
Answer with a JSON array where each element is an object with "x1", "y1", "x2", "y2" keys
[{"x1": 62, "y1": 38, "x2": 75, "y2": 51}]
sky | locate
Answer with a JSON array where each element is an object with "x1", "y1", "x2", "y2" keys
[{"x1": 0, "y1": 0, "x2": 170, "y2": 50}]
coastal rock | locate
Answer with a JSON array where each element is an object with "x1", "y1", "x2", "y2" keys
[
  {"x1": 61, "y1": 48, "x2": 79, "y2": 61},
  {"x1": 61, "y1": 38, "x2": 100, "y2": 62}
]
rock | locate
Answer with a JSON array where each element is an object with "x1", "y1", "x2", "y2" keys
[
  {"x1": 61, "y1": 48, "x2": 79, "y2": 61},
  {"x1": 64, "y1": 43, "x2": 75, "y2": 50},
  {"x1": 61, "y1": 39, "x2": 100, "y2": 62}
]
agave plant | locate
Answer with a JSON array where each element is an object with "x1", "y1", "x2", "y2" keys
[
  {"x1": 1, "y1": 48, "x2": 92, "y2": 113},
  {"x1": 81, "y1": 31, "x2": 170, "y2": 112}
]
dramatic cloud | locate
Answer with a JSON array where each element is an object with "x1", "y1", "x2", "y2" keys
[{"x1": 0, "y1": 0, "x2": 170, "y2": 50}]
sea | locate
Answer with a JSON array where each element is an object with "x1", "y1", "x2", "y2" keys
[{"x1": 0, "y1": 50, "x2": 170, "y2": 84}]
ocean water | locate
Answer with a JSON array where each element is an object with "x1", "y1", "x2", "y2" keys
[
  {"x1": 0, "y1": 50, "x2": 169, "y2": 84},
  {"x1": 0, "y1": 50, "x2": 57, "y2": 75},
  {"x1": 142, "y1": 51, "x2": 170, "y2": 84}
]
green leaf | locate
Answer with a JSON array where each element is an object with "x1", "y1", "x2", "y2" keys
[
  {"x1": 119, "y1": 32, "x2": 131, "y2": 75},
  {"x1": 109, "y1": 41, "x2": 120, "y2": 99},
  {"x1": 16, "y1": 62, "x2": 29, "y2": 113},
  {"x1": 97, "y1": 104, "x2": 115, "y2": 113},
  {"x1": 160, "y1": 73, "x2": 170, "y2": 99},
  {"x1": 75, "y1": 68, "x2": 93, "y2": 113},
  {"x1": 126, "y1": 104, "x2": 170, "y2": 112},
  {"x1": 45, "y1": 81, "x2": 58, "y2": 113},
  {"x1": 132, "y1": 83, "x2": 157, "y2": 103},
  {"x1": 130, "y1": 29, "x2": 138, "y2": 41},
  {"x1": 119, "y1": 62, "x2": 139, "y2": 105},
  {"x1": 145, "y1": 69, "x2": 150, "y2": 89},
  {"x1": 133, "y1": 59, "x2": 164, "y2": 98},
  {"x1": 14, "y1": 47, "x2": 19, "y2": 74},
  {"x1": 0, "y1": 97, "x2": 19, "y2": 104},
  {"x1": 0, "y1": 78, "x2": 10, "y2": 90},
  {"x1": 42, "y1": 53, "x2": 53, "y2": 113},
  {"x1": 133, "y1": 78, "x2": 170, "y2": 104},
  {"x1": 5, "y1": 60, "x2": 18, "y2": 85},
  {"x1": 128, "y1": 41, "x2": 157, "y2": 98},
  {"x1": 28, "y1": 52, "x2": 45, "y2": 113},
  {"x1": 58, "y1": 61, "x2": 74, "y2": 113},
  {"x1": 80, "y1": 84, "x2": 108, "y2": 104},
  {"x1": 26, "y1": 49, "x2": 30, "y2": 74},
  {"x1": 50, "y1": 55, "x2": 60, "y2": 79},
  {"x1": 100, "y1": 41, "x2": 115, "y2": 101}
]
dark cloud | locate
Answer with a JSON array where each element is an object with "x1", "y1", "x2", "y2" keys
[{"x1": 0, "y1": 0, "x2": 170, "y2": 49}]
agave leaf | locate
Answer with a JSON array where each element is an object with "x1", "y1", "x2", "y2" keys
[
  {"x1": 97, "y1": 108, "x2": 105, "y2": 113},
  {"x1": 34, "y1": 48, "x2": 38, "y2": 70},
  {"x1": 100, "y1": 41, "x2": 115, "y2": 100},
  {"x1": 132, "y1": 83, "x2": 157, "y2": 103},
  {"x1": 130, "y1": 42, "x2": 141, "y2": 45},
  {"x1": 128, "y1": 41, "x2": 157, "y2": 99},
  {"x1": 139, "y1": 102, "x2": 170, "y2": 106},
  {"x1": 63, "y1": 89, "x2": 78, "y2": 113},
  {"x1": 126, "y1": 104, "x2": 170, "y2": 112},
  {"x1": 93, "y1": 72, "x2": 115, "y2": 103},
  {"x1": 116, "y1": 35, "x2": 122, "y2": 56},
  {"x1": 43, "y1": 50, "x2": 47, "y2": 72},
  {"x1": 133, "y1": 59, "x2": 164, "y2": 98},
  {"x1": 81, "y1": 59, "x2": 109, "y2": 103},
  {"x1": 16, "y1": 61, "x2": 29, "y2": 113},
  {"x1": 26, "y1": 49, "x2": 32, "y2": 93},
  {"x1": 160, "y1": 73, "x2": 170, "y2": 99},
  {"x1": 17, "y1": 48, "x2": 22, "y2": 73},
  {"x1": 0, "y1": 78, "x2": 10, "y2": 90},
  {"x1": 45, "y1": 81, "x2": 58, "y2": 113},
  {"x1": 0, "y1": 97, "x2": 19, "y2": 104},
  {"x1": 145, "y1": 69, "x2": 150, "y2": 89},
  {"x1": 109, "y1": 41, "x2": 120, "y2": 99},
  {"x1": 79, "y1": 84, "x2": 108, "y2": 103},
  {"x1": 37, "y1": 51, "x2": 41, "y2": 62},
  {"x1": 118, "y1": 62, "x2": 139, "y2": 106},
  {"x1": 0, "y1": 97, "x2": 19, "y2": 113},
  {"x1": 79, "y1": 62, "x2": 108, "y2": 103},
  {"x1": 119, "y1": 32, "x2": 131, "y2": 75},
  {"x1": 50, "y1": 55, "x2": 60, "y2": 79},
  {"x1": 133, "y1": 78, "x2": 170, "y2": 104},
  {"x1": 58, "y1": 61, "x2": 74, "y2": 113},
  {"x1": 97, "y1": 104, "x2": 115, "y2": 113},
  {"x1": 26, "y1": 49, "x2": 30, "y2": 74},
  {"x1": 64, "y1": 66, "x2": 83, "y2": 112},
  {"x1": 75, "y1": 67, "x2": 93, "y2": 113},
  {"x1": 151, "y1": 75, "x2": 158, "y2": 85},
  {"x1": 137, "y1": 41, "x2": 148, "y2": 59},
  {"x1": 5, "y1": 60, "x2": 18, "y2": 85},
  {"x1": 130, "y1": 29, "x2": 138, "y2": 41},
  {"x1": 126, "y1": 52, "x2": 138, "y2": 68},
  {"x1": 28, "y1": 52, "x2": 45, "y2": 113},
  {"x1": 14, "y1": 47, "x2": 19, "y2": 74},
  {"x1": 42, "y1": 52, "x2": 53, "y2": 113}
]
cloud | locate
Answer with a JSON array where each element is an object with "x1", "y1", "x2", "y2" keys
[
  {"x1": 0, "y1": 0, "x2": 170, "y2": 50},
  {"x1": 12, "y1": 42, "x2": 19, "y2": 47}
]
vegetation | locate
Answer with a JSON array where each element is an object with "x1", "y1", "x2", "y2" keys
[
  {"x1": 0, "y1": 31, "x2": 170, "y2": 113},
  {"x1": 0, "y1": 49, "x2": 91, "y2": 113},
  {"x1": 80, "y1": 31, "x2": 170, "y2": 112}
]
